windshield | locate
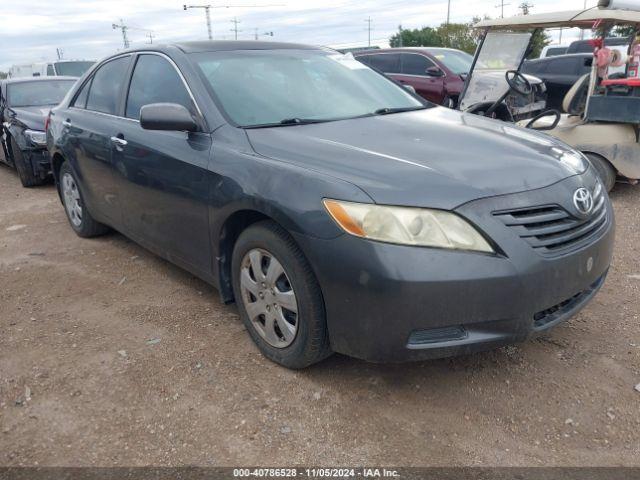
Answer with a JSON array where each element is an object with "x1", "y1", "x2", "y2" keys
[
  {"x1": 7, "y1": 80, "x2": 76, "y2": 107},
  {"x1": 475, "y1": 32, "x2": 532, "y2": 71},
  {"x1": 54, "y1": 61, "x2": 95, "y2": 77},
  {"x1": 430, "y1": 49, "x2": 473, "y2": 75},
  {"x1": 191, "y1": 49, "x2": 425, "y2": 127}
]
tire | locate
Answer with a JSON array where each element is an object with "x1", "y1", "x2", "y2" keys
[
  {"x1": 585, "y1": 153, "x2": 616, "y2": 192},
  {"x1": 231, "y1": 220, "x2": 331, "y2": 369},
  {"x1": 10, "y1": 137, "x2": 43, "y2": 188},
  {"x1": 442, "y1": 96, "x2": 455, "y2": 109},
  {"x1": 59, "y1": 161, "x2": 110, "y2": 238}
]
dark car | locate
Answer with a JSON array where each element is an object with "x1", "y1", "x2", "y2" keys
[
  {"x1": 567, "y1": 36, "x2": 630, "y2": 54},
  {"x1": 354, "y1": 48, "x2": 471, "y2": 107},
  {"x1": 522, "y1": 54, "x2": 593, "y2": 111},
  {"x1": 47, "y1": 42, "x2": 614, "y2": 368},
  {"x1": 0, "y1": 77, "x2": 77, "y2": 186}
]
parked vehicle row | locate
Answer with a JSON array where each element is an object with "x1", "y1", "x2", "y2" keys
[
  {"x1": 40, "y1": 40, "x2": 614, "y2": 368},
  {"x1": 0, "y1": 77, "x2": 77, "y2": 186}
]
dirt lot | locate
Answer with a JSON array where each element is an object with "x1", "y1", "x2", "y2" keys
[{"x1": 0, "y1": 164, "x2": 639, "y2": 467}]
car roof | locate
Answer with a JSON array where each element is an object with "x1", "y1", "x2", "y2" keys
[
  {"x1": 475, "y1": 7, "x2": 640, "y2": 29},
  {"x1": 2, "y1": 76, "x2": 77, "y2": 85},
  {"x1": 172, "y1": 40, "x2": 320, "y2": 54},
  {"x1": 355, "y1": 47, "x2": 464, "y2": 54}
]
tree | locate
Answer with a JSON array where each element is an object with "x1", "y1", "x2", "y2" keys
[
  {"x1": 389, "y1": 26, "x2": 442, "y2": 48},
  {"x1": 528, "y1": 30, "x2": 552, "y2": 59},
  {"x1": 438, "y1": 22, "x2": 479, "y2": 54},
  {"x1": 612, "y1": 25, "x2": 636, "y2": 38}
]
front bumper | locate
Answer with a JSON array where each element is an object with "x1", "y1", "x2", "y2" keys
[
  {"x1": 23, "y1": 148, "x2": 52, "y2": 178},
  {"x1": 294, "y1": 173, "x2": 615, "y2": 362}
]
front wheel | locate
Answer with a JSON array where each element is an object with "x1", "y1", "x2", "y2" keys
[
  {"x1": 59, "y1": 161, "x2": 110, "y2": 237},
  {"x1": 585, "y1": 153, "x2": 616, "y2": 192},
  {"x1": 231, "y1": 220, "x2": 331, "y2": 369},
  {"x1": 10, "y1": 137, "x2": 44, "y2": 188}
]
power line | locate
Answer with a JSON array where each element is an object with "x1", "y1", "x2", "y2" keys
[
  {"x1": 254, "y1": 28, "x2": 274, "y2": 40},
  {"x1": 447, "y1": 0, "x2": 451, "y2": 24},
  {"x1": 183, "y1": 3, "x2": 284, "y2": 41},
  {"x1": 519, "y1": 2, "x2": 533, "y2": 15}
]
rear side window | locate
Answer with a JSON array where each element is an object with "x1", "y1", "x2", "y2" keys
[
  {"x1": 401, "y1": 53, "x2": 435, "y2": 76},
  {"x1": 360, "y1": 54, "x2": 401, "y2": 74},
  {"x1": 86, "y1": 56, "x2": 130, "y2": 115},
  {"x1": 125, "y1": 54, "x2": 195, "y2": 120},
  {"x1": 47, "y1": 64, "x2": 55, "y2": 76}
]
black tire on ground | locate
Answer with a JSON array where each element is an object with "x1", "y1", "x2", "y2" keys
[
  {"x1": 10, "y1": 137, "x2": 44, "y2": 188},
  {"x1": 58, "y1": 161, "x2": 110, "y2": 238},
  {"x1": 585, "y1": 153, "x2": 616, "y2": 192},
  {"x1": 231, "y1": 220, "x2": 332, "y2": 369}
]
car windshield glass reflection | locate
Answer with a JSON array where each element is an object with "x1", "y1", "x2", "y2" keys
[
  {"x1": 7, "y1": 80, "x2": 76, "y2": 107},
  {"x1": 192, "y1": 49, "x2": 427, "y2": 127}
]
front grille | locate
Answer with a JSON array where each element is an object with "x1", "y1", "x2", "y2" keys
[{"x1": 493, "y1": 183, "x2": 607, "y2": 256}]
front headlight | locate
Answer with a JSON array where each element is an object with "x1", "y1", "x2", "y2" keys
[
  {"x1": 552, "y1": 147, "x2": 588, "y2": 175},
  {"x1": 323, "y1": 199, "x2": 494, "y2": 253},
  {"x1": 24, "y1": 129, "x2": 47, "y2": 146}
]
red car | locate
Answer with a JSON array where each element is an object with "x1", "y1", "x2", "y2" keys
[{"x1": 354, "y1": 48, "x2": 472, "y2": 107}]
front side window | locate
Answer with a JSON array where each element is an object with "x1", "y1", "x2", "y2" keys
[
  {"x1": 73, "y1": 79, "x2": 92, "y2": 109},
  {"x1": 192, "y1": 49, "x2": 424, "y2": 127},
  {"x1": 47, "y1": 64, "x2": 55, "y2": 76},
  {"x1": 86, "y1": 56, "x2": 130, "y2": 115},
  {"x1": 7, "y1": 80, "x2": 76, "y2": 107},
  {"x1": 401, "y1": 54, "x2": 435, "y2": 76},
  {"x1": 126, "y1": 55, "x2": 195, "y2": 120}
]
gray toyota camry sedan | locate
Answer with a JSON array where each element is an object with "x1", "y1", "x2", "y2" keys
[{"x1": 47, "y1": 41, "x2": 614, "y2": 368}]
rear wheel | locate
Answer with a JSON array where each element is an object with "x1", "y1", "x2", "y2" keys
[
  {"x1": 59, "y1": 161, "x2": 110, "y2": 238},
  {"x1": 585, "y1": 153, "x2": 616, "y2": 192},
  {"x1": 10, "y1": 137, "x2": 43, "y2": 188},
  {"x1": 231, "y1": 220, "x2": 331, "y2": 369}
]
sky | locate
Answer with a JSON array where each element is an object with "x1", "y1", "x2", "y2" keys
[{"x1": 0, "y1": 0, "x2": 600, "y2": 71}]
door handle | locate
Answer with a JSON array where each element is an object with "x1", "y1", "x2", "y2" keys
[
  {"x1": 110, "y1": 136, "x2": 128, "y2": 147},
  {"x1": 62, "y1": 120, "x2": 72, "y2": 128}
]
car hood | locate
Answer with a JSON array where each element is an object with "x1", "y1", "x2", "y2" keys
[
  {"x1": 246, "y1": 107, "x2": 582, "y2": 209},
  {"x1": 8, "y1": 106, "x2": 52, "y2": 130}
]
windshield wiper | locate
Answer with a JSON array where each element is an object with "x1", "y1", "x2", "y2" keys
[
  {"x1": 243, "y1": 117, "x2": 333, "y2": 129},
  {"x1": 373, "y1": 106, "x2": 427, "y2": 116}
]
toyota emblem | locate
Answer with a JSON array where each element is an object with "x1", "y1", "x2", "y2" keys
[{"x1": 573, "y1": 188, "x2": 594, "y2": 215}]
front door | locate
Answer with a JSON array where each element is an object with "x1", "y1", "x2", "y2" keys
[
  {"x1": 112, "y1": 53, "x2": 213, "y2": 275},
  {"x1": 395, "y1": 53, "x2": 446, "y2": 104}
]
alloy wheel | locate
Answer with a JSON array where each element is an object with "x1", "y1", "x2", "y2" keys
[
  {"x1": 62, "y1": 172, "x2": 83, "y2": 227},
  {"x1": 239, "y1": 248, "x2": 299, "y2": 348}
]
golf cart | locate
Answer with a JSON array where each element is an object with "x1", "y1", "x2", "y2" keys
[{"x1": 459, "y1": 1, "x2": 640, "y2": 191}]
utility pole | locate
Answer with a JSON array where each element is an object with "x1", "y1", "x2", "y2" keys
[
  {"x1": 56, "y1": 48, "x2": 64, "y2": 60},
  {"x1": 364, "y1": 17, "x2": 372, "y2": 47},
  {"x1": 230, "y1": 17, "x2": 242, "y2": 40},
  {"x1": 518, "y1": 2, "x2": 533, "y2": 15},
  {"x1": 146, "y1": 32, "x2": 155, "y2": 44},
  {"x1": 112, "y1": 19, "x2": 130, "y2": 49},
  {"x1": 446, "y1": 0, "x2": 451, "y2": 25},
  {"x1": 398, "y1": 24, "x2": 403, "y2": 48},
  {"x1": 184, "y1": 5, "x2": 213, "y2": 40},
  {"x1": 183, "y1": 3, "x2": 284, "y2": 41},
  {"x1": 495, "y1": 0, "x2": 511, "y2": 18}
]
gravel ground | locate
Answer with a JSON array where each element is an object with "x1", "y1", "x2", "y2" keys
[{"x1": 0, "y1": 164, "x2": 639, "y2": 467}]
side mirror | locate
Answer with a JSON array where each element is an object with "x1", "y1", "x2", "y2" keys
[
  {"x1": 426, "y1": 66, "x2": 444, "y2": 77},
  {"x1": 403, "y1": 84, "x2": 417, "y2": 94},
  {"x1": 140, "y1": 103, "x2": 198, "y2": 132}
]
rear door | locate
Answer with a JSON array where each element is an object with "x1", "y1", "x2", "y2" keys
[
  {"x1": 62, "y1": 55, "x2": 132, "y2": 224},
  {"x1": 396, "y1": 53, "x2": 446, "y2": 104},
  {"x1": 111, "y1": 53, "x2": 212, "y2": 275}
]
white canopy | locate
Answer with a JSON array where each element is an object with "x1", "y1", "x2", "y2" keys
[{"x1": 475, "y1": 8, "x2": 640, "y2": 30}]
